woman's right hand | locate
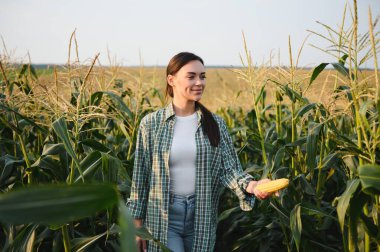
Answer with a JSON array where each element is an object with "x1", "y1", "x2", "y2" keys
[
  {"x1": 134, "y1": 219, "x2": 147, "y2": 252},
  {"x1": 136, "y1": 236, "x2": 147, "y2": 252}
]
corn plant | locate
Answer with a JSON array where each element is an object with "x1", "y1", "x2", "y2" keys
[
  {"x1": 216, "y1": 1, "x2": 379, "y2": 252},
  {"x1": 0, "y1": 36, "x2": 169, "y2": 251}
]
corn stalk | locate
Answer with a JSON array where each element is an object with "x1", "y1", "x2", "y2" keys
[{"x1": 234, "y1": 33, "x2": 268, "y2": 166}]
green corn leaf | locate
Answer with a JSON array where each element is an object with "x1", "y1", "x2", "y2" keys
[
  {"x1": 96, "y1": 91, "x2": 133, "y2": 120},
  {"x1": 18, "y1": 64, "x2": 28, "y2": 78},
  {"x1": 295, "y1": 103, "x2": 318, "y2": 120},
  {"x1": 269, "y1": 199, "x2": 290, "y2": 220},
  {"x1": 9, "y1": 224, "x2": 37, "y2": 252},
  {"x1": 74, "y1": 151, "x2": 102, "y2": 183},
  {"x1": 284, "y1": 137, "x2": 307, "y2": 147},
  {"x1": 359, "y1": 101, "x2": 373, "y2": 134},
  {"x1": 336, "y1": 179, "x2": 360, "y2": 232},
  {"x1": 290, "y1": 203, "x2": 302, "y2": 252},
  {"x1": 342, "y1": 156, "x2": 358, "y2": 175},
  {"x1": 272, "y1": 166, "x2": 289, "y2": 179},
  {"x1": 118, "y1": 121, "x2": 133, "y2": 144},
  {"x1": 135, "y1": 226, "x2": 172, "y2": 252},
  {"x1": 14, "y1": 81, "x2": 33, "y2": 95},
  {"x1": 79, "y1": 139, "x2": 110, "y2": 153},
  {"x1": 271, "y1": 147, "x2": 287, "y2": 174},
  {"x1": 255, "y1": 85, "x2": 266, "y2": 106},
  {"x1": 52, "y1": 229, "x2": 63, "y2": 252},
  {"x1": 275, "y1": 90, "x2": 283, "y2": 101},
  {"x1": 301, "y1": 202, "x2": 337, "y2": 221},
  {"x1": 1, "y1": 160, "x2": 22, "y2": 185},
  {"x1": 347, "y1": 190, "x2": 370, "y2": 249},
  {"x1": 308, "y1": 239, "x2": 341, "y2": 252},
  {"x1": 267, "y1": 79, "x2": 307, "y2": 103},
  {"x1": 283, "y1": 85, "x2": 306, "y2": 103},
  {"x1": 338, "y1": 54, "x2": 348, "y2": 65},
  {"x1": 309, "y1": 63, "x2": 329, "y2": 85},
  {"x1": 335, "y1": 85, "x2": 353, "y2": 104},
  {"x1": 89, "y1": 91, "x2": 103, "y2": 106},
  {"x1": 2, "y1": 154, "x2": 25, "y2": 171},
  {"x1": 0, "y1": 104, "x2": 46, "y2": 133},
  {"x1": 218, "y1": 206, "x2": 240, "y2": 222},
  {"x1": 318, "y1": 152, "x2": 340, "y2": 171},
  {"x1": 41, "y1": 143, "x2": 65, "y2": 156},
  {"x1": 28, "y1": 65, "x2": 38, "y2": 80},
  {"x1": 306, "y1": 122, "x2": 323, "y2": 171},
  {"x1": 331, "y1": 63, "x2": 349, "y2": 78},
  {"x1": 359, "y1": 212, "x2": 380, "y2": 242},
  {"x1": 1, "y1": 155, "x2": 25, "y2": 186},
  {"x1": 71, "y1": 234, "x2": 106, "y2": 252},
  {"x1": 101, "y1": 153, "x2": 120, "y2": 183},
  {"x1": 52, "y1": 117, "x2": 77, "y2": 163},
  {"x1": 52, "y1": 117, "x2": 84, "y2": 181},
  {"x1": 358, "y1": 164, "x2": 380, "y2": 194},
  {"x1": 0, "y1": 183, "x2": 118, "y2": 225},
  {"x1": 0, "y1": 115, "x2": 22, "y2": 134},
  {"x1": 40, "y1": 143, "x2": 69, "y2": 172},
  {"x1": 17, "y1": 64, "x2": 37, "y2": 80},
  {"x1": 32, "y1": 156, "x2": 66, "y2": 181},
  {"x1": 298, "y1": 174, "x2": 316, "y2": 195},
  {"x1": 118, "y1": 201, "x2": 137, "y2": 252},
  {"x1": 71, "y1": 224, "x2": 118, "y2": 252},
  {"x1": 262, "y1": 104, "x2": 273, "y2": 114}
]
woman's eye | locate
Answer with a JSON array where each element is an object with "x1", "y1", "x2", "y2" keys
[{"x1": 201, "y1": 76, "x2": 206, "y2": 79}]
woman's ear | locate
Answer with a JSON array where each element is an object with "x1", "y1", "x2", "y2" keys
[{"x1": 167, "y1": 75, "x2": 174, "y2": 87}]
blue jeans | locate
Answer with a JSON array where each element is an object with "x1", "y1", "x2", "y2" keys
[{"x1": 167, "y1": 193, "x2": 195, "y2": 252}]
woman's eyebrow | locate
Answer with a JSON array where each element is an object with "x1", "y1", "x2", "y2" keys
[{"x1": 186, "y1": 72, "x2": 206, "y2": 75}]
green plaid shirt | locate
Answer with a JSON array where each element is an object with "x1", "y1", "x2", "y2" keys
[{"x1": 127, "y1": 103, "x2": 256, "y2": 252}]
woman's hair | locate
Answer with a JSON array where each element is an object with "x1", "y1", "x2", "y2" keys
[{"x1": 166, "y1": 52, "x2": 220, "y2": 147}]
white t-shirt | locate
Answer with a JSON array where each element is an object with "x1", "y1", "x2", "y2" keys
[{"x1": 169, "y1": 112, "x2": 198, "y2": 196}]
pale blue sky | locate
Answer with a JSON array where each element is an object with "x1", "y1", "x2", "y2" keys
[{"x1": 1, "y1": 0, "x2": 379, "y2": 67}]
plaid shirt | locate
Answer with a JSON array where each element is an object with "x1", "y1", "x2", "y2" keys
[{"x1": 127, "y1": 103, "x2": 256, "y2": 252}]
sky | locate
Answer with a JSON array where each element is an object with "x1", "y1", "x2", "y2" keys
[{"x1": 1, "y1": 0, "x2": 379, "y2": 67}]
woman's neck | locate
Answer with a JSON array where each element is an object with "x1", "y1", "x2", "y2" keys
[{"x1": 172, "y1": 99, "x2": 196, "y2": 116}]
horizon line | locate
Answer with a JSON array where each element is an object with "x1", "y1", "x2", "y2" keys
[{"x1": 21, "y1": 63, "x2": 377, "y2": 71}]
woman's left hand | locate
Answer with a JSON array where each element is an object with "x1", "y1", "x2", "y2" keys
[{"x1": 246, "y1": 179, "x2": 276, "y2": 200}]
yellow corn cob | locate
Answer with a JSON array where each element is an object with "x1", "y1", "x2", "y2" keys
[{"x1": 255, "y1": 178, "x2": 289, "y2": 193}]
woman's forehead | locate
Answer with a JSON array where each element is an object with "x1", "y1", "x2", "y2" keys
[{"x1": 179, "y1": 60, "x2": 205, "y2": 73}]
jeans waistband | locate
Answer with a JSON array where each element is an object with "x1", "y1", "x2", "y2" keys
[{"x1": 169, "y1": 192, "x2": 196, "y2": 203}]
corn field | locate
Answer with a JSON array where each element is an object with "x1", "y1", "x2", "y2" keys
[{"x1": 1, "y1": 1, "x2": 379, "y2": 251}]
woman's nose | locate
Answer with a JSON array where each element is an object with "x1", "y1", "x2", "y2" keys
[{"x1": 195, "y1": 77, "x2": 204, "y2": 85}]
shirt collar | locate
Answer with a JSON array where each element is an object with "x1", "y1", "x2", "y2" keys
[
  {"x1": 164, "y1": 102, "x2": 176, "y2": 121},
  {"x1": 164, "y1": 102, "x2": 203, "y2": 125}
]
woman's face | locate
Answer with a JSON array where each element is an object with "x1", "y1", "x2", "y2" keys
[{"x1": 167, "y1": 60, "x2": 206, "y2": 102}]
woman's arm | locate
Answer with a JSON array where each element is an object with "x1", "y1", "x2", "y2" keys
[
  {"x1": 218, "y1": 117, "x2": 275, "y2": 208},
  {"x1": 127, "y1": 119, "x2": 151, "y2": 220},
  {"x1": 218, "y1": 118, "x2": 257, "y2": 210},
  {"x1": 127, "y1": 120, "x2": 151, "y2": 251}
]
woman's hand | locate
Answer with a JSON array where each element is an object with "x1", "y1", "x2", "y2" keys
[
  {"x1": 134, "y1": 219, "x2": 147, "y2": 252},
  {"x1": 246, "y1": 179, "x2": 276, "y2": 200}
]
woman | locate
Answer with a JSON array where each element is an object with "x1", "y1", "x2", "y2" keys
[{"x1": 127, "y1": 52, "x2": 273, "y2": 252}]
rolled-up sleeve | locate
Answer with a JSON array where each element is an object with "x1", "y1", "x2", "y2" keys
[
  {"x1": 126, "y1": 119, "x2": 151, "y2": 219},
  {"x1": 219, "y1": 118, "x2": 256, "y2": 211}
]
